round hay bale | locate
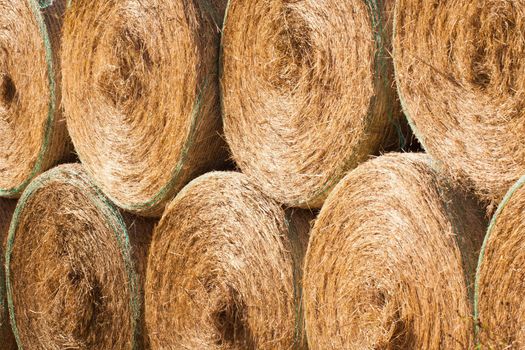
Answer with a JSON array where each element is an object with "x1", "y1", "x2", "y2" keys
[
  {"x1": 475, "y1": 175, "x2": 525, "y2": 348},
  {"x1": 221, "y1": 0, "x2": 404, "y2": 208},
  {"x1": 0, "y1": 0, "x2": 70, "y2": 197},
  {"x1": 0, "y1": 200, "x2": 16, "y2": 349},
  {"x1": 393, "y1": 1, "x2": 525, "y2": 207},
  {"x1": 145, "y1": 172, "x2": 313, "y2": 349},
  {"x1": 61, "y1": 0, "x2": 228, "y2": 217},
  {"x1": 303, "y1": 153, "x2": 486, "y2": 349},
  {"x1": 5, "y1": 164, "x2": 154, "y2": 349}
]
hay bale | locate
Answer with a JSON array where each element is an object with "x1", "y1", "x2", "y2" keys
[
  {"x1": 5, "y1": 164, "x2": 154, "y2": 349},
  {"x1": 0, "y1": 200, "x2": 16, "y2": 349},
  {"x1": 0, "y1": 0, "x2": 70, "y2": 197},
  {"x1": 393, "y1": 1, "x2": 525, "y2": 207},
  {"x1": 144, "y1": 172, "x2": 313, "y2": 349},
  {"x1": 221, "y1": 0, "x2": 404, "y2": 208},
  {"x1": 475, "y1": 175, "x2": 525, "y2": 348},
  {"x1": 303, "y1": 153, "x2": 486, "y2": 349},
  {"x1": 61, "y1": 0, "x2": 228, "y2": 217}
]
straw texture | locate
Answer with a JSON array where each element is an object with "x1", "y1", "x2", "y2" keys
[
  {"x1": 0, "y1": 0, "x2": 70, "y2": 197},
  {"x1": 145, "y1": 172, "x2": 313, "y2": 349},
  {"x1": 303, "y1": 153, "x2": 486, "y2": 349},
  {"x1": 394, "y1": 0, "x2": 525, "y2": 207},
  {"x1": 0, "y1": 200, "x2": 16, "y2": 349},
  {"x1": 61, "y1": 0, "x2": 228, "y2": 216},
  {"x1": 5, "y1": 164, "x2": 153, "y2": 349},
  {"x1": 221, "y1": 0, "x2": 403, "y2": 208},
  {"x1": 475, "y1": 175, "x2": 525, "y2": 349}
]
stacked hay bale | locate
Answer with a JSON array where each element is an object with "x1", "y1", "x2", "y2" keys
[
  {"x1": 303, "y1": 154, "x2": 486, "y2": 349},
  {"x1": 145, "y1": 172, "x2": 312, "y2": 349},
  {"x1": 394, "y1": 0, "x2": 525, "y2": 207},
  {"x1": 0, "y1": 0, "x2": 70, "y2": 197},
  {"x1": 476, "y1": 175, "x2": 525, "y2": 348},
  {"x1": 61, "y1": 0, "x2": 228, "y2": 217},
  {"x1": 4, "y1": 0, "x2": 524, "y2": 348},
  {"x1": 221, "y1": 0, "x2": 405, "y2": 208},
  {"x1": 5, "y1": 164, "x2": 153, "y2": 349}
]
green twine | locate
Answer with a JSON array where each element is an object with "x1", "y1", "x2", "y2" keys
[
  {"x1": 4, "y1": 167, "x2": 141, "y2": 350},
  {"x1": 473, "y1": 175, "x2": 525, "y2": 348},
  {"x1": 38, "y1": 0, "x2": 53, "y2": 9},
  {"x1": 0, "y1": 0, "x2": 56, "y2": 197}
]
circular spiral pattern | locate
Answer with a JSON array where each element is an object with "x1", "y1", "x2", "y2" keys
[
  {"x1": 394, "y1": 0, "x2": 525, "y2": 206},
  {"x1": 221, "y1": 0, "x2": 403, "y2": 208},
  {"x1": 5, "y1": 164, "x2": 153, "y2": 349},
  {"x1": 0, "y1": 0, "x2": 69, "y2": 196},
  {"x1": 303, "y1": 153, "x2": 486, "y2": 349},
  {"x1": 62, "y1": 0, "x2": 228, "y2": 216},
  {"x1": 145, "y1": 172, "x2": 312, "y2": 349}
]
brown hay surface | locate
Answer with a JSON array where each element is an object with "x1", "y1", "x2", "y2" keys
[
  {"x1": 0, "y1": 0, "x2": 70, "y2": 196},
  {"x1": 145, "y1": 172, "x2": 313, "y2": 349},
  {"x1": 476, "y1": 175, "x2": 525, "y2": 348},
  {"x1": 61, "y1": 0, "x2": 228, "y2": 217},
  {"x1": 0, "y1": 200, "x2": 16, "y2": 350},
  {"x1": 221, "y1": 0, "x2": 403, "y2": 208},
  {"x1": 303, "y1": 153, "x2": 486, "y2": 349},
  {"x1": 6, "y1": 164, "x2": 153, "y2": 349},
  {"x1": 394, "y1": 0, "x2": 525, "y2": 207}
]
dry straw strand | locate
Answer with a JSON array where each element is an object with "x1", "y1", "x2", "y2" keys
[
  {"x1": 145, "y1": 172, "x2": 313, "y2": 349},
  {"x1": 221, "y1": 0, "x2": 404, "y2": 208},
  {"x1": 303, "y1": 153, "x2": 486, "y2": 349},
  {"x1": 5, "y1": 164, "x2": 153, "y2": 349},
  {"x1": 61, "y1": 0, "x2": 228, "y2": 217},
  {"x1": 393, "y1": 0, "x2": 525, "y2": 208},
  {"x1": 475, "y1": 174, "x2": 525, "y2": 348},
  {"x1": 0, "y1": 0, "x2": 70, "y2": 197},
  {"x1": 0, "y1": 200, "x2": 16, "y2": 349}
]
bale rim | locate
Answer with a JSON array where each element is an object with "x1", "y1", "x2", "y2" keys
[
  {"x1": 475, "y1": 174, "x2": 525, "y2": 348},
  {"x1": 5, "y1": 164, "x2": 153, "y2": 349},
  {"x1": 220, "y1": 0, "x2": 404, "y2": 208},
  {"x1": 61, "y1": 0, "x2": 228, "y2": 217},
  {"x1": 303, "y1": 153, "x2": 486, "y2": 349},
  {"x1": 393, "y1": 0, "x2": 525, "y2": 207},
  {"x1": 145, "y1": 171, "x2": 312, "y2": 349},
  {"x1": 0, "y1": 0, "x2": 69, "y2": 197}
]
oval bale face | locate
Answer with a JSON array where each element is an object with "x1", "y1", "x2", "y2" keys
[
  {"x1": 6, "y1": 165, "x2": 142, "y2": 349},
  {"x1": 303, "y1": 153, "x2": 486, "y2": 350},
  {"x1": 394, "y1": 0, "x2": 525, "y2": 205},
  {"x1": 61, "y1": 0, "x2": 228, "y2": 216},
  {"x1": 221, "y1": 0, "x2": 402, "y2": 208},
  {"x1": 145, "y1": 172, "x2": 311, "y2": 350}
]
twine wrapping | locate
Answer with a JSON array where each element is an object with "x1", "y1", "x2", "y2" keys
[
  {"x1": 0, "y1": 0, "x2": 69, "y2": 197},
  {"x1": 5, "y1": 164, "x2": 153, "y2": 349},
  {"x1": 61, "y1": 0, "x2": 228, "y2": 217}
]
